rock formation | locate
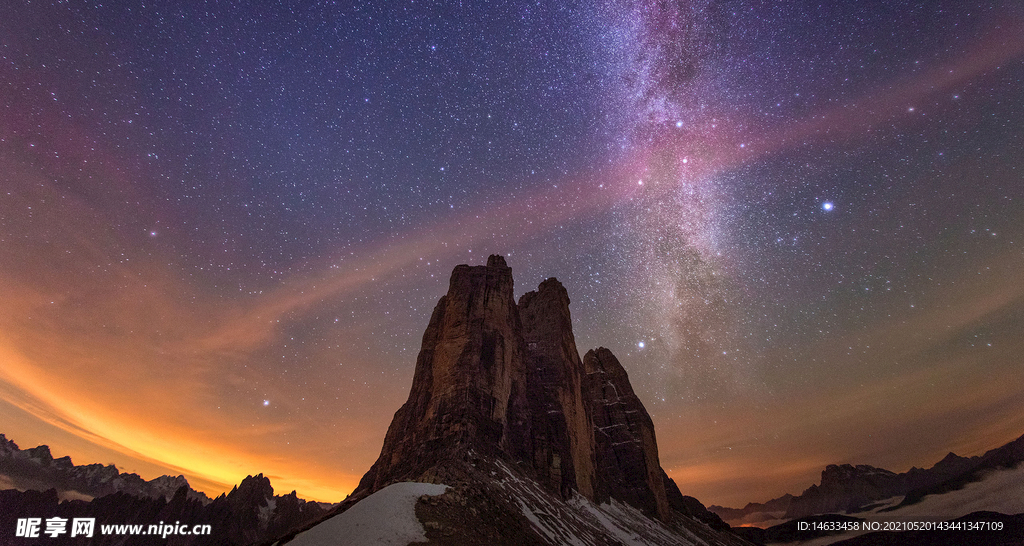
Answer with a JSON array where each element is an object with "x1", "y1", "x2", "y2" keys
[
  {"x1": 519, "y1": 277, "x2": 596, "y2": 500},
  {"x1": 345, "y1": 255, "x2": 742, "y2": 545},
  {"x1": 356, "y1": 255, "x2": 531, "y2": 493},
  {"x1": 583, "y1": 347, "x2": 669, "y2": 520}
]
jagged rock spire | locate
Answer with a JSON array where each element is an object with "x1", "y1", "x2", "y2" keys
[
  {"x1": 583, "y1": 347, "x2": 670, "y2": 520},
  {"x1": 356, "y1": 255, "x2": 527, "y2": 493},
  {"x1": 519, "y1": 277, "x2": 596, "y2": 499}
]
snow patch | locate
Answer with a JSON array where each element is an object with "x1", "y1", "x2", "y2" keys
[
  {"x1": 288, "y1": 482, "x2": 448, "y2": 546},
  {"x1": 581, "y1": 497, "x2": 706, "y2": 546},
  {"x1": 259, "y1": 498, "x2": 277, "y2": 527}
]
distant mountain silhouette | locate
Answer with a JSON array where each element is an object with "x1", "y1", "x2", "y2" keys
[
  {"x1": 0, "y1": 436, "x2": 329, "y2": 544},
  {"x1": 710, "y1": 433, "x2": 1024, "y2": 523},
  {"x1": 0, "y1": 433, "x2": 208, "y2": 503}
]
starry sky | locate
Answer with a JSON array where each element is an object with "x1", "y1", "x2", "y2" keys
[{"x1": 2, "y1": 0, "x2": 1023, "y2": 507}]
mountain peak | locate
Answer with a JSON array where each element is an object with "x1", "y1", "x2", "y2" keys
[
  {"x1": 486, "y1": 254, "x2": 508, "y2": 268},
  {"x1": 583, "y1": 347, "x2": 670, "y2": 519},
  {"x1": 519, "y1": 273, "x2": 594, "y2": 499},
  {"x1": 356, "y1": 255, "x2": 526, "y2": 494},
  {"x1": 353, "y1": 257, "x2": 726, "y2": 531}
]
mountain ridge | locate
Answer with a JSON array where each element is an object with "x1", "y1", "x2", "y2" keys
[
  {"x1": 0, "y1": 434, "x2": 332, "y2": 544},
  {"x1": 709, "y1": 432, "x2": 1024, "y2": 523},
  {"x1": 0, "y1": 432, "x2": 209, "y2": 504}
]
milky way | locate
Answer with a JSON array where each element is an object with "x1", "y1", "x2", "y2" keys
[{"x1": 2, "y1": 0, "x2": 1023, "y2": 506}]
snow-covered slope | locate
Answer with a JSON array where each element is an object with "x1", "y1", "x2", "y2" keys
[{"x1": 287, "y1": 482, "x2": 449, "y2": 546}]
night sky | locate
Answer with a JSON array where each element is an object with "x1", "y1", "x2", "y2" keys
[{"x1": 2, "y1": 0, "x2": 1023, "y2": 507}]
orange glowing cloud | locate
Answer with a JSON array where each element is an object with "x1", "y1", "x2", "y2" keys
[{"x1": 0, "y1": 166, "x2": 368, "y2": 500}]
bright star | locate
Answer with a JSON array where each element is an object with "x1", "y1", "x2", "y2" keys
[
  {"x1": 638, "y1": 341, "x2": 645, "y2": 349},
  {"x1": 262, "y1": 400, "x2": 270, "y2": 406},
  {"x1": 822, "y1": 202, "x2": 834, "y2": 211}
]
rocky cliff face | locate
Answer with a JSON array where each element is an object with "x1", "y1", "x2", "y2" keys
[
  {"x1": 583, "y1": 347, "x2": 669, "y2": 520},
  {"x1": 356, "y1": 255, "x2": 531, "y2": 493},
  {"x1": 519, "y1": 277, "x2": 596, "y2": 500},
  {"x1": 354, "y1": 256, "x2": 723, "y2": 528}
]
